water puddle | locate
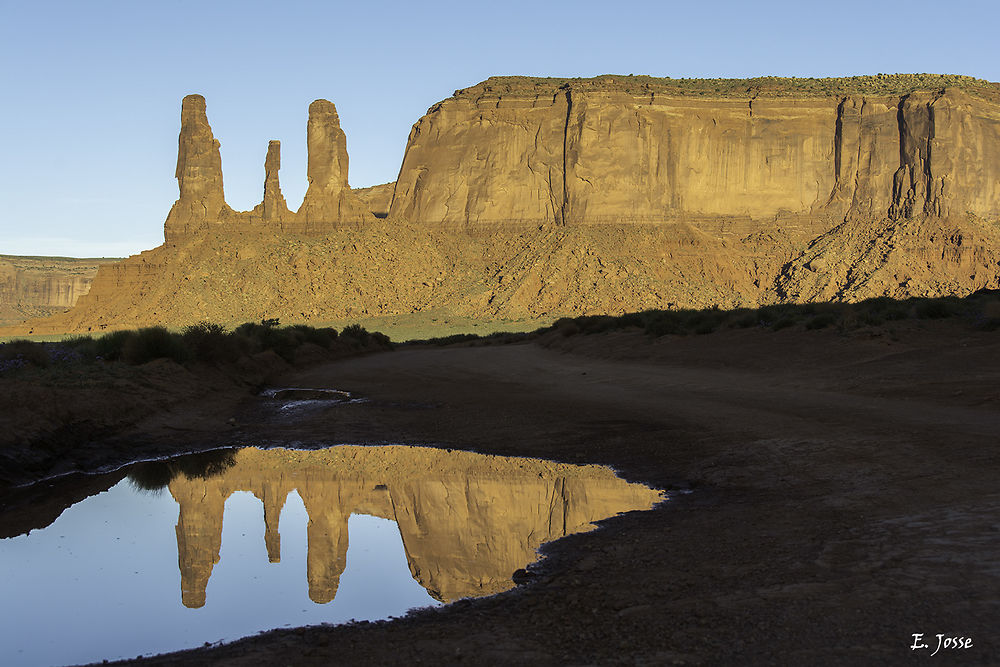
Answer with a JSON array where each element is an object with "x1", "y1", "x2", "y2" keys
[
  {"x1": 0, "y1": 445, "x2": 663, "y2": 666},
  {"x1": 260, "y1": 386, "x2": 364, "y2": 413}
]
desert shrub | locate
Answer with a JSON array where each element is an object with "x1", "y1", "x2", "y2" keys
[
  {"x1": 262, "y1": 327, "x2": 306, "y2": 361},
  {"x1": 643, "y1": 311, "x2": 681, "y2": 336},
  {"x1": 341, "y1": 324, "x2": 371, "y2": 347},
  {"x1": 615, "y1": 312, "x2": 645, "y2": 329},
  {"x1": 370, "y1": 331, "x2": 392, "y2": 348},
  {"x1": 798, "y1": 303, "x2": 819, "y2": 316},
  {"x1": 230, "y1": 321, "x2": 381, "y2": 359},
  {"x1": 771, "y1": 316, "x2": 798, "y2": 331},
  {"x1": 554, "y1": 318, "x2": 581, "y2": 337},
  {"x1": 755, "y1": 306, "x2": 781, "y2": 328},
  {"x1": 127, "y1": 449, "x2": 237, "y2": 491},
  {"x1": 45, "y1": 342, "x2": 84, "y2": 364},
  {"x1": 126, "y1": 463, "x2": 174, "y2": 492},
  {"x1": 181, "y1": 321, "x2": 239, "y2": 363},
  {"x1": 728, "y1": 310, "x2": 758, "y2": 329},
  {"x1": 233, "y1": 321, "x2": 295, "y2": 359},
  {"x1": 95, "y1": 330, "x2": 133, "y2": 361},
  {"x1": 686, "y1": 309, "x2": 727, "y2": 335},
  {"x1": 974, "y1": 299, "x2": 1000, "y2": 331},
  {"x1": 856, "y1": 297, "x2": 908, "y2": 324},
  {"x1": 62, "y1": 335, "x2": 98, "y2": 359},
  {"x1": 914, "y1": 299, "x2": 951, "y2": 319},
  {"x1": 428, "y1": 333, "x2": 479, "y2": 346},
  {"x1": 289, "y1": 324, "x2": 337, "y2": 349},
  {"x1": 694, "y1": 321, "x2": 717, "y2": 335},
  {"x1": 0, "y1": 339, "x2": 50, "y2": 368},
  {"x1": 805, "y1": 313, "x2": 837, "y2": 330},
  {"x1": 121, "y1": 326, "x2": 187, "y2": 365}
]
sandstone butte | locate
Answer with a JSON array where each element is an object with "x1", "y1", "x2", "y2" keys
[{"x1": 9, "y1": 73, "x2": 1000, "y2": 335}]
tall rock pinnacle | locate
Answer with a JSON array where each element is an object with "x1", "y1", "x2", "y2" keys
[
  {"x1": 307, "y1": 99, "x2": 349, "y2": 195},
  {"x1": 262, "y1": 140, "x2": 290, "y2": 222},
  {"x1": 297, "y1": 99, "x2": 373, "y2": 229},
  {"x1": 164, "y1": 94, "x2": 232, "y2": 241}
]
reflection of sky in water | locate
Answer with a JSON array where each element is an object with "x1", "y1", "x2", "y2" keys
[{"x1": 0, "y1": 482, "x2": 438, "y2": 667}]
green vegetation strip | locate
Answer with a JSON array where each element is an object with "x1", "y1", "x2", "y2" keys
[
  {"x1": 0, "y1": 320, "x2": 391, "y2": 375},
  {"x1": 458, "y1": 73, "x2": 1000, "y2": 103},
  {"x1": 3, "y1": 291, "x2": 998, "y2": 373},
  {"x1": 411, "y1": 290, "x2": 1000, "y2": 346}
]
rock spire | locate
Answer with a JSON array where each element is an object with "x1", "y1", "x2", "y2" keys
[
  {"x1": 260, "y1": 140, "x2": 290, "y2": 222},
  {"x1": 297, "y1": 99, "x2": 373, "y2": 229},
  {"x1": 164, "y1": 94, "x2": 232, "y2": 241},
  {"x1": 162, "y1": 95, "x2": 374, "y2": 240}
]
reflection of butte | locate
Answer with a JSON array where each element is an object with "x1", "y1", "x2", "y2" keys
[{"x1": 168, "y1": 446, "x2": 662, "y2": 608}]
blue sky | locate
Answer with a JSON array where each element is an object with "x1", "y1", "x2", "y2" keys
[{"x1": 2, "y1": 0, "x2": 998, "y2": 257}]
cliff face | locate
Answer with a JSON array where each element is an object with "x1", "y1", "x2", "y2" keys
[
  {"x1": 353, "y1": 182, "x2": 396, "y2": 218},
  {"x1": 0, "y1": 255, "x2": 119, "y2": 326},
  {"x1": 391, "y1": 79, "x2": 1000, "y2": 232},
  {"x1": 166, "y1": 446, "x2": 661, "y2": 607}
]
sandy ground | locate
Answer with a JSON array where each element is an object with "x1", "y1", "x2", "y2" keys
[{"x1": 6, "y1": 322, "x2": 999, "y2": 664}]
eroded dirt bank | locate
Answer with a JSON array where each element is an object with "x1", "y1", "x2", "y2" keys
[{"x1": 10, "y1": 324, "x2": 998, "y2": 665}]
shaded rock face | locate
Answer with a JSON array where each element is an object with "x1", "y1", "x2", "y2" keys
[
  {"x1": 163, "y1": 97, "x2": 373, "y2": 242},
  {"x1": 0, "y1": 255, "x2": 119, "y2": 326},
  {"x1": 166, "y1": 446, "x2": 661, "y2": 608},
  {"x1": 391, "y1": 84, "x2": 1000, "y2": 231}
]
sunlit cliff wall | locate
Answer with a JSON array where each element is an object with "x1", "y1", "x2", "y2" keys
[{"x1": 390, "y1": 77, "x2": 1000, "y2": 234}]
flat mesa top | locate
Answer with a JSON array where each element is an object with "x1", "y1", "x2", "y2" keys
[{"x1": 454, "y1": 73, "x2": 1000, "y2": 102}]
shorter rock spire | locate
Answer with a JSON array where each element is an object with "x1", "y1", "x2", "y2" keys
[{"x1": 262, "y1": 140, "x2": 290, "y2": 222}]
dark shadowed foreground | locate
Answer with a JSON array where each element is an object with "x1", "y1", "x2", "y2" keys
[{"x1": 7, "y1": 321, "x2": 999, "y2": 665}]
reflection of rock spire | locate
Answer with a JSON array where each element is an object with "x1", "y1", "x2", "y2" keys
[
  {"x1": 170, "y1": 480, "x2": 226, "y2": 609},
  {"x1": 299, "y1": 483, "x2": 355, "y2": 604},
  {"x1": 257, "y1": 482, "x2": 289, "y2": 563}
]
